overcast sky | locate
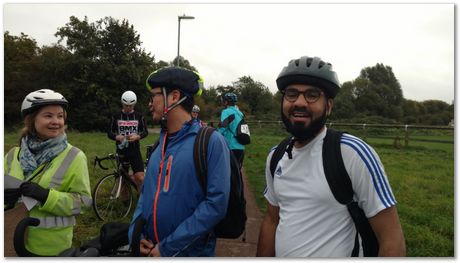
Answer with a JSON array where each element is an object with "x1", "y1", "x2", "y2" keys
[{"x1": 2, "y1": 3, "x2": 455, "y2": 103}]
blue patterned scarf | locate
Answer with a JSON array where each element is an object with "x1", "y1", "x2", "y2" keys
[{"x1": 19, "y1": 134, "x2": 68, "y2": 179}]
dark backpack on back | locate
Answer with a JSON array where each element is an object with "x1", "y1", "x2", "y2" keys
[
  {"x1": 220, "y1": 113, "x2": 251, "y2": 145},
  {"x1": 194, "y1": 126, "x2": 247, "y2": 238},
  {"x1": 145, "y1": 127, "x2": 247, "y2": 239},
  {"x1": 235, "y1": 117, "x2": 251, "y2": 145},
  {"x1": 269, "y1": 129, "x2": 379, "y2": 257}
]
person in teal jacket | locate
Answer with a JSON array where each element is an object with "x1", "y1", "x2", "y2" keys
[
  {"x1": 4, "y1": 89, "x2": 92, "y2": 256},
  {"x1": 218, "y1": 92, "x2": 245, "y2": 168},
  {"x1": 128, "y1": 67, "x2": 230, "y2": 257}
]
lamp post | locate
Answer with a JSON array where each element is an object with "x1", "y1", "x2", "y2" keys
[{"x1": 177, "y1": 14, "x2": 195, "y2": 66}]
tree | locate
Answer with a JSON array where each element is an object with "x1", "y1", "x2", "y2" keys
[
  {"x1": 55, "y1": 16, "x2": 155, "y2": 131},
  {"x1": 352, "y1": 63, "x2": 404, "y2": 122},
  {"x1": 200, "y1": 86, "x2": 221, "y2": 121},
  {"x1": 331, "y1": 81, "x2": 357, "y2": 120},
  {"x1": 233, "y1": 76, "x2": 276, "y2": 119},
  {"x1": 420, "y1": 100, "x2": 453, "y2": 125},
  {"x1": 172, "y1": 56, "x2": 197, "y2": 71},
  {"x1": 4, "y1": 32, "x2": 40, "y2": 128},
  {"x1": 401, "y1": 99, "x2": 422, "y2": 124}
]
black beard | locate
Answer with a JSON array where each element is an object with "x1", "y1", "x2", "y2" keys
[{"x1": 281, "y1": 106, "x2": 328, "y2": 142}]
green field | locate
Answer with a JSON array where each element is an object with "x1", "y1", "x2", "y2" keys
[{"x1": 3, "y1": 129, "x2": 454, "y2": 256}]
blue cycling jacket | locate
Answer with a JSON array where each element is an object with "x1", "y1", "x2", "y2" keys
[
  {"x1": 128, "y1": 120, "x2": 230, "y2": 256},
  {"x1": 217, "y1": 106, "x2": 245, "y2": 150}
]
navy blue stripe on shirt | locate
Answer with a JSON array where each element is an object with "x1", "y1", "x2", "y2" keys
[{"x1": 341, "y1": 134, "x2": 396, "y2": 208}]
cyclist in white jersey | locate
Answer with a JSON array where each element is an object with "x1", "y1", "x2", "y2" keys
[{"x1": 256, "y1": 56, "x2": 406, "y2": 257}]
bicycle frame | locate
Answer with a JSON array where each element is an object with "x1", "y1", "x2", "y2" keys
[
  {"x1": 93, "y1": 153, "x2": 137, "y2": 221},
  {"x1": 95, "y1": 153, "x2": 132, "y2": 184}
]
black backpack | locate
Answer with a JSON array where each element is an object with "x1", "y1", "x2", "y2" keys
[
  {"x1": 220, "y1": 113, "x2": 251, "y2": 145},
  {"x1": 194, "y1": 127, "x2": 247, "y2": 238},
  {"x1": 269, "y1": 129, "x2": 379, "y2": 257},
  {"x1": 145, "y1": 127, "x2": 247, "y2": 239},
  {"x1": 235, "y1": 117, "x2": 251, "y2": 145}
]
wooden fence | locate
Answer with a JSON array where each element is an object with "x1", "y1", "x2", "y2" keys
[{"x1": 210, "y1": 120, "x2": 454, "y2": 147}]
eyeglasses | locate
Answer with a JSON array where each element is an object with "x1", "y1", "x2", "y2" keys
[
  {"x1": 283, "y1": 88, "x2": 322, "y2": 103},
  {"x1": 149, "y1": 92, "x2": 163, "y2": 102}
]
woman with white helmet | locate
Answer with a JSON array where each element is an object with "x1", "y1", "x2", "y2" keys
[
  {"x1": 4, "y1": 89, "x2": 92, "y2": 256},
  {"x1": 107, "y1": 90, "x2": 148, "y2": 190}
]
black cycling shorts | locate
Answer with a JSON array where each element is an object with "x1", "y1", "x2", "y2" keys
[{"x1": 117, "y1": 148, "x2": 144, "y2": 173}]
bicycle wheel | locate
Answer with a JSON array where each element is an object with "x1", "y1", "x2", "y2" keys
[{"x1": 93, "y1": 173, "x2": 134, "y2": 221}]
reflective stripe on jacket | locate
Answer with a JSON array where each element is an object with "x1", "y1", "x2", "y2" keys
[{"x1": 4, "y1": 144, "x2": 92, "y2": 256}]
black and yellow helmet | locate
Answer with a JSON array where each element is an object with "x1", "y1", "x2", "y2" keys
[{"x1": 146, "y1": 67, "x2": 202, "y2": 97}]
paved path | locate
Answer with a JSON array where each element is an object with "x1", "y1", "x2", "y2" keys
[{"x1": 215, "y1": 169, "x2": 263, "y2": 257}]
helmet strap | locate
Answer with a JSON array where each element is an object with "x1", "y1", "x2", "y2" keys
[{"x1": 160, "y1": 87, "x2": 188, "y2": 130}]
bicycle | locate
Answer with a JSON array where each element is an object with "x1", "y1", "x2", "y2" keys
[
  {"x1": 13, "y1": 216, "x2": 135, "y2": 257},
  {"x1": 92, "y1": 153, "x2": 137, "y2": 221}
]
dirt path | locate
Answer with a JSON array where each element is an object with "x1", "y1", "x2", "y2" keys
[{"x1": 215, "y1": 168, "x2": 263, "y2": 257}]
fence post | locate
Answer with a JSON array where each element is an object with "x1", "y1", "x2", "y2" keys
[
  {"x1": 363, "y1": 123, "x2": 367, "y2": 140},
  {"x1": 405, "y1": 124, "x2": 409, "y2": 147},
  {"x1": 258, "y1": 120, "x2": 261, "y2": 128}
]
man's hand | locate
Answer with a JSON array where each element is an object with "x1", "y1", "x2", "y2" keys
[
  {"x1": 127, "y1": 134, "x2": 140, "y2": 142},
  {"x1": 115, "y1": 135, "x2": 125, "y2": 142},
  {"x1": 20, "y1": 182, "x2": 50, "y2": 204},
  {"x1": 149, "y1": 246, "x2": 161, "y2": 257},
  {"x1": 139, "y1": 239, "x2": 160, "y2": 257}
]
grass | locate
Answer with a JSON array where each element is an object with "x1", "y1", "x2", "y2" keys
[{"x1": 3, "y1": 128, "x2": 454, "y2": 256}]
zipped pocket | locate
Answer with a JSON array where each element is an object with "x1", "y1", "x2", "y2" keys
[{"x1": 163, "y1": 155, "x2": 173, "y2": 192}]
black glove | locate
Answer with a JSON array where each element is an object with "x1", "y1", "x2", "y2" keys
[
  {"x1": 4, "y1": 188, "x2": 21, "y2": 209},
  {"x1": 20, "y1": 182, "x2": 50, "y2": 204}
]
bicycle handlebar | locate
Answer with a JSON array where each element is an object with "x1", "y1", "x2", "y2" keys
[
  {"x1": 94, "y1": 154, "x2": 116, "y2": 170},
  {"x1": 14, "y1": 217, "x2": 41, "y2": 257}
]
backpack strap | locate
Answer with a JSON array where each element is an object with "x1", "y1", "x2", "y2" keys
[
  {"x1": 322, "y1": 128, "x2": 379, "y2": 257},
  {"x1": 145, "y1": 140, "x2": 160, "y2": 167},
  {"x1": 269, "y1": 137, "x2": 292, "y2": 177},
  {"x1": 218, "y1": 114, "x2": 235, "y2": 128},
  {"x1": 193, "y1": 126, "x2": 215, "y2": 191},
  {"x1": 322, "y1": 129, "x2": 353, "y2": 204}
]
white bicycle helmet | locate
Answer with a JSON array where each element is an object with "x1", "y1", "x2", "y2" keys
[
  {"x1": 21, "y1": 89, "x2": 68, "y2": 116},
  {"x1": 192, "y1": 105, "x2": 200, "y2": 113},
  {"x1": 121, "y1": 91, "x2": 137, "y2": 105}
]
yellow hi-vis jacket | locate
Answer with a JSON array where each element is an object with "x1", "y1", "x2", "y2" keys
[{"x1": 4, "y1": 144, "x2": 92, "y2": 256}]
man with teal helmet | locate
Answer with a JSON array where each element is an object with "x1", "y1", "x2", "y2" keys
[
  {"x1": 218, "y1": 92, "x2": 246, "y2": 168},
  {"x1": 129, "y1": 66, "x2": 230, "y2": 257}
]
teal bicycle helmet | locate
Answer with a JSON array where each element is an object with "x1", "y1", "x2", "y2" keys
[
  {"x1": 276, "y1": 56, "x2": 341, "y2": 98},
  {"x1": 223, "y1": 92, "x2": 238, "y2": 103}
]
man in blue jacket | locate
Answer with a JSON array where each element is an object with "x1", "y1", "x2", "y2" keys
[
  {"x1": 128, "y1": 67, "x2": 230, "y2": 257},
  {"x1": 218, "y1": 93, "x2": 245, "y2": 168}
]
